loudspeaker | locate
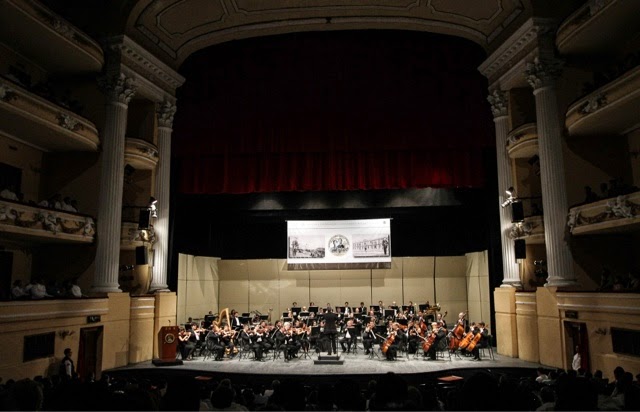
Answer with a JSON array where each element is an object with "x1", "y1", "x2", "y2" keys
[
  {"x1": 138, "y1": 209, "x2": 151, "y2": 230},
  {"x1": 511, "y1": 201, "x2": 524, "y2": 223},
  {"x1": 514, "y1": 239, "x2": 526, "y2": 260},
  {"x1": 136, "y1": 246, "x2": 148, "y2": 265}
]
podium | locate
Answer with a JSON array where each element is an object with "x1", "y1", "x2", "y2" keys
[{"x1": 152, "y1": 326, "x2": 183, "y2": 366}]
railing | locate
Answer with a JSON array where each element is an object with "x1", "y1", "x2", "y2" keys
[
  {"x1": 568, "y1": 191, "x2": 640, "y2": 235},
  {"x1": 0, "y1": 199, "x2": 95, "y2": 243}
]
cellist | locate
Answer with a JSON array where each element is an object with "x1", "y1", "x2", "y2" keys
[
  {"x1": 425, "y1": 321, "x2": 447, "y2": 360},
  {"x1": 469, "y1": 322, "x2": 489, "y2": 361}
]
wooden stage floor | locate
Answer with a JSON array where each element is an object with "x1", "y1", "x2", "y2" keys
[{"x1": 108, "y1": 347, "x2": 541, "y2": 384}]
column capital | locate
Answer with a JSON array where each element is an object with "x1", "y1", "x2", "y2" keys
[
  {"x1": 98, "y1": 72, "x2": 137, "y2": 105},
  {"x1": 487, "y1": 89, "x2": 508, "y2": 118},
  {"x1": 157, "y1": 101, "x2": 177, "y2": 129},
  {"x1": 525, "y1": 58, "x2": 563, "y2": 90}
]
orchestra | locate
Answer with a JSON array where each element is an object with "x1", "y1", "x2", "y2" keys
[{"x1": 178, "y1": 301, "x2": 491, "y2": 363}]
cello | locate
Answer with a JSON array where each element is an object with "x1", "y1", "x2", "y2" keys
[
  {"x1": 449, "y1": 311, "x2": 466, "y2": 350},
  {"x1": 381, "y1": 331, "x2": 395, "y2": 354},
  {"x1": 465, "y1": 331, "x2": 483, "y2": 353}
]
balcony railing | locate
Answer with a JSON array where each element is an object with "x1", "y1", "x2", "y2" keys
[
  {"x1": 510, "y1": 215, "x2": 544, "y2": 244},
  {"x1": 0, "y1": 77, "x2": 99, "y2": 151},
  {"x1": 125, "y1": 138, "x2": 159, "y2": 170},
  {"x1": 121, "y1": 221, "x2": 155, "y2": 250},
  {"x1": 507, "y1": 123, "x2": 538, "y2": 159},
  {"x1": 0, "y1": 199, "x2": 95, "y2": 243},
  {"x1": 568, "y1": 191, "x2": 640, "y2": 235}
]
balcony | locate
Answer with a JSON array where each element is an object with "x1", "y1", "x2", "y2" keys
[
  {"x1": 568, "y1": 191, "x2": 640, "y2": 235},
  {"x1": 121, "y1": 221, "x2": 155, "y2": 250},
  {"x1": 0, "y1": 0, "x2": 103, "y2": 74},
  {"x1": 507, "y1": 123, "x2": 538, "y2": 159},
  {"x1": 510, "y1": 215, "x2": 544, "y2": 244},
  {"x1": 125, "y1": 138, "x2": 159, "y2": 170},
  {"x1": 565, "y1": 65, "x2": 640, "y2": 137},
  {"x1": 556, "y1": 0, "x2": 640, "y2": 56},
  {"x1": 0, "y1": 199, "x2": 95, "y2": 244},
  {"x1": 0, "y1": 77, "x2": 100, "y2": 151}
]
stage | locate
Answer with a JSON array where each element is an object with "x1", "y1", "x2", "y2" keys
[{"x1": 106, "y1": 347, "x2": 541, "y2": 387}]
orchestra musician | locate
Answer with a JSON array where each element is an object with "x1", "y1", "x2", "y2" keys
[
  {"x1": 343, "y1": 301, "x2": 351, "y2": 316},
  {"x1": 359, "y1": 302, "x2": 367, "y2": 313},
  {"x1": 282, "y1": 322, "x2": 300, "y2": 361},
  {"x1": 251, "y1": 322, "x2": 268, "y2": 361},
  {"x1": 230, "y1": 309, "x2": 243, "y2": 330},
  {"x1": 469, "y1": 322, "x2": 489, "y2": 361},
  {"x1": 178, "y1": 326, "x2": 195, "y2": 360},
  {"x1": 383, "y1": 322, "x2": 401, "y2": 361},
  {"x1": 221, "y1": 324, "x2": 238, "y2": 357},
  {"x1": 206, "y1": 324, "x2": 226, "y2": 361},
  {"x1": 436, "y1": 312, "x2": 447, "y2": 329},
  {"x1": 339, "y1": 319, "x2": 357, "y2": 353},
  {"x1": 362, "y1": 321, "x2": 376, "y2": 355},
  {"x1": 425, "y1": 321, "x2": 447, "y2": 360}
]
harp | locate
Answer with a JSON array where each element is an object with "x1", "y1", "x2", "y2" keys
[{"x1": 218, "y1": 308, "x2": 231, "y2": 328}]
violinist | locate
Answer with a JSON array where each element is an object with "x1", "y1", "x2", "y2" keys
[
  {"x1": 178, "y1": 326, "x2": 195, "y2": 360},
  {"x1": 221, "y1": 324, "x2": 238, "y2": 357},
  {"x1": 207, "y1": 324, "x2": 226, "y2": 361},
  {"x1": 425, "y1": 321, "x2": 447, "y2": 360},
  {"x1": 436, "y1": 312, "x2": 447, "y2": 329},
  {"x1": 252, "y1": 322, "x2": 268, "y2": 361},
  {"x1": 282, "y1": 322, "x2": 300, "y2": 361},
  {"x1": 239, "y1": 324, "x2": 254, "y2": 354},
  {"x1": 362, "y1": 321, "x2": 376, "y2": 355}
]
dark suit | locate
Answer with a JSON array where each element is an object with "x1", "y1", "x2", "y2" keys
[{"x1": 323, "y1": 312, "x2": 338, "y2": 355}]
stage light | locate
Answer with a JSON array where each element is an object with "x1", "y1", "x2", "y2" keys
[
  {"x1": 148, "y1": 197, "x2": 158, "y2": 218},
  {"x1": 506, "y1": 187, "x2": 515, "y2": 197}
]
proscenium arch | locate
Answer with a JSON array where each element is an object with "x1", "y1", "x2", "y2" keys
[{"x1": 122, "y1": 0, "x2": 532, "y2": 69}]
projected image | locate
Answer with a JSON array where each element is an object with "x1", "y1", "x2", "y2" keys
[
  {"x1": 352, "y1": 234, "x2": 390, "y2": 258},
  {"x1": 289, "y1": 236, "x2": 325, "y2": 258}
]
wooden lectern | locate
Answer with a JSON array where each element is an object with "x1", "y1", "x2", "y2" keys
[{"x1": 152, "y1": 326, "x2": 183, "y2": 366}]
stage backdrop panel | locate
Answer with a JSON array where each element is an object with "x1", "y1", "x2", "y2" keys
[{"x1": 287, "y1": 219, "x2": 391, "y2": 270}]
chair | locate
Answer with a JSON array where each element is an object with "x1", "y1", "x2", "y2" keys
[
  {"x1": 238, "y1": 340, "x2": 254, "y2": 361},
  {"x1": 480, "y1": 343, "x2": 495, "y2": 360}
]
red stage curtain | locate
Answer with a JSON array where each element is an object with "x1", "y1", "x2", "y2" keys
[{"x1": 173, "y1": 31, "x2": 494, "y2": 194}]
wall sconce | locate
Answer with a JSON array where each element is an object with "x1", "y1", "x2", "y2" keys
[
  {"x1": 58, "y1": 330, "x2": 75, "y2": 340},
  {"x1": 595, "y1": 327, "x2": 607, "y2": 336}
]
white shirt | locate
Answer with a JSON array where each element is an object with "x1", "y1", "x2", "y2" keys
[
  {"x1": 0, "y1": 189, "x2": 18, "y2": 201},
  {"x1": 70, "y1": 285, "x2": 82, "y2": 298},
  {"x1": 12, "y1": 286, "x2": 28, "y2": 299},
  {"x1": 572, "y1": 353, "x2": 581, "y2": 371},
  {"x1": 31, "y1": 283, "x2": 51, "y2": 299}
]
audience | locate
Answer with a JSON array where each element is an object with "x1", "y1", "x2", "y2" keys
[{"x1": 0, "y1": 362, "x2": 637, "y2": 411}]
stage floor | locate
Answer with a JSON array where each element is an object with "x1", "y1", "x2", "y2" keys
[{"x1": 109, "y1": 347, "x2": 540, "y2": 379}]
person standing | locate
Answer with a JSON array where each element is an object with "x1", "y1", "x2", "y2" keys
[
  {"x1": 323, "y1": 307, "x2": 338, "y2": 355},
  {"x1": 572, "y1": 345, "x2": 582, "y2": 371},
  {"x1": 60, "y1": 348, "x2": 75, "y2": 380}
]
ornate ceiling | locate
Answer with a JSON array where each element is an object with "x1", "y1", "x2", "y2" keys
[{"x1": 124, "y1": 0, "x2": 533, "y2": 69}]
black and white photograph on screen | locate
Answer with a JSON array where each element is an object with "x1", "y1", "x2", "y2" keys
[
  {"x1": 352, "y1": 234, "x2": 390, "y2": 258},
  {"x1": 288, "y1": 236, "x2": 325, "y2": 258}
]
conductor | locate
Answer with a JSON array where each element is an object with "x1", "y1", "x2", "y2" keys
[{"x1": 322, "y1": 307, "x2": 339, "y2": 355}]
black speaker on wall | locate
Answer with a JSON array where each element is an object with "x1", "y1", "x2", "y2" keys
[
  {"x1": 135, "y1": 246, "x2": 148, "y2": 265},
  {"x1": 138, "y1": 209, "x2": 151, "y2": 230},
  {"x1": 514, "y1": 239, "x2": 526, "y2": 260},
  {"x1": 511, "y1": 201, "x2": 524, "y2": 223}
]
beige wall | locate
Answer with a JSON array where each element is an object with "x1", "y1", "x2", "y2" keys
[
  {"x1": 0, "y1": 291, "x2": 178, "y2": 381},
  {"x1": 494, "y1": 287, "x2": 518, "y2": 357},
  {"x1": 177, "y1": 253, "x2": 219, "y2": 324},
  {"x1": 179, "y1": 255, "x2": 480, "y2": 326}
]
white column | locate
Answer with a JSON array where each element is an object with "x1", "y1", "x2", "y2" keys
[
  {"x1": 150, "y1": 101, "x2": 177, "y2": 292},
  {"x1": 92, "y1": 73, "x2": 136, "y2": 293},
  {"x1": 525, "y1": 58, "x2": 577, "y2": 288},
  {"x1": 488, "y1": 89, "x2": 521, "y2": 288}
]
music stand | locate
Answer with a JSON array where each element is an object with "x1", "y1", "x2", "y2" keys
[
  {"x1": 384, "y1": 309, "x2": 395, "y2": 319},
  {"x1": 397, "y1": 318, "x2": 408, "y2": 326},
  {"x1": 283, "y1": 317, "x2": 293, "y2": 323},
  {"x1": 240, "y1": 316, "x2": 250, "y2": 325},
  {"x1": 241, "y1": 313, "x2": 250, "y2": 318},
  {"x1": 282, "y1": 312, "x2": 289, "y2": 318},
  {"x1": 308, "y1": 306, "x2": 319, "y2": 314},
  {"x1": 402, "y1": 305, "x2": 410, "y2": 313},
  {"x1": 418, "y1": 304, "x2": 428, "y2": 312},
  {"x1": 370, "y1": 305, "x2": 380, "y2": 312},
  {"x1": 259, "y1": 315, "x2": 269, "y2": 321},
  {"x1": 335, "y1": 306, "x2": 345, "y2": 314}
]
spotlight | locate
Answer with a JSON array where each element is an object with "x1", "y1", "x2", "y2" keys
[
  {"x1": 501, "y1": 187, "x2": 518, "y2": 208},
  {"x1": 506, "y1": 187, "x2": 515, "y2": 197},
  {"x1": 148, "y1": 197, "x2": 158, "y2": 218}
]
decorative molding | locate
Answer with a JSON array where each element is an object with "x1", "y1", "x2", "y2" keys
[
  {"x1": 509, "y1": 221, "x2": 533, "y2": 239},
  {"x1": 57, "y1": 113, "x2": 84, "y2": 131},
  {"x1": 0, "y1": 83, "x2": 18, "y2": 102},
  {"x1": 568, "y1": 193, "x2": 640, "y2": 233},
  {"x1": 108, "y1": 35, "x2": 185, "y2": 96},
  {"x1": 98, "y1": 72, "x2": 137, "y2": 105},
  {"x1": 487, "y1": 89, "x2": 508, "y2": 118},
  {"x1": 578, "y1": 93, "x2": 608, "y2": 115},
  {"x1": 478, "y1": 17, "x2": 556, "y2": 81},
  {"x1": 157, "y1": 101, "x2": 177, "y2": 128},
  {"x1": 525, "y1": 57, "x2": 563, "y2": 90}
]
